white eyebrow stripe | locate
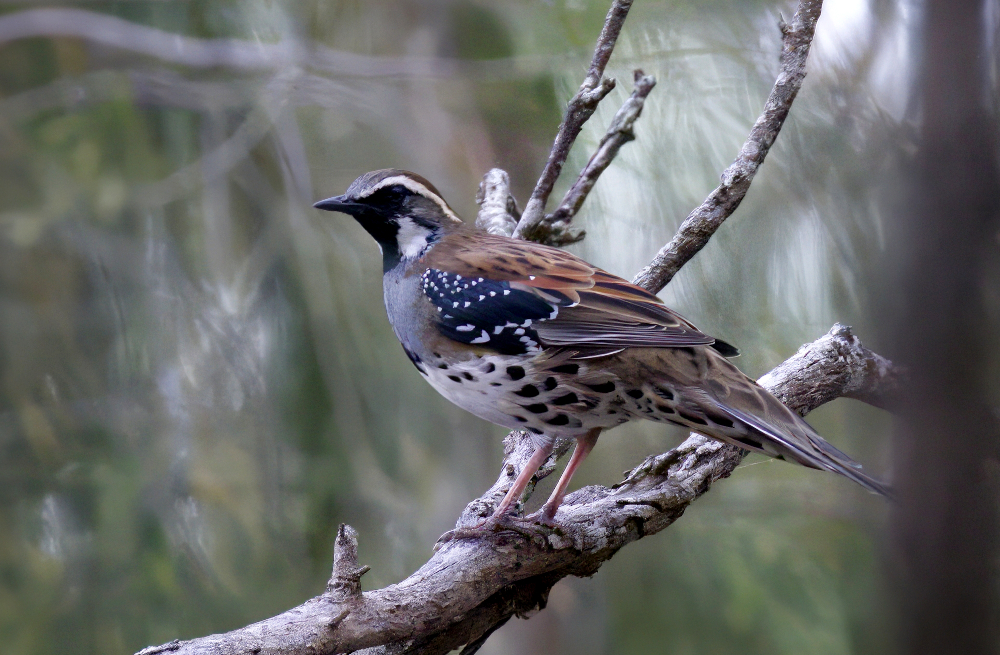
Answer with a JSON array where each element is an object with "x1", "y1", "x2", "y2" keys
[{"x1": 355, "y1": 175, "x2": 462, "y2": 224}]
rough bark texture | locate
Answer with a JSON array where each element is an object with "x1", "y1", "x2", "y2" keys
[
  {"x1": 475, "y1": 168, "x2": 521, "y2": 237},
  {"x1": 136, "y1": 324, "x2": 897, "y2": 655},
  {"x1": 632, "y1": 0, "x2": 822, "y2": 294}
]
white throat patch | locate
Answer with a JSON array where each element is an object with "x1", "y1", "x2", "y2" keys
[{"x1": 396, "y1": 218, "x2": 434, "y2": 260}]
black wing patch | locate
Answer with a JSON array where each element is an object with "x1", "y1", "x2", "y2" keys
[{"x1": 420, "y1": 268, "x2": 561, "y2": 355}]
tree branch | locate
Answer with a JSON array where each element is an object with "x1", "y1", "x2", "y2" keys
[
  {"x1": 512, "y1": 0, "x2": 634, "y2": 241},
  {"x1": 632, "y1": 0, "x2": 823, "y2": 294},
  {"x1": 534, "y1": 69, "x2": 658, "y2": 247},
  {"x1": 136, "y1": 324, "x2": 897, "y2": 655}
]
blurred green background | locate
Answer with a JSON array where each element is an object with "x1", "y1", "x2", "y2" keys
[{"x1": 0, "y1": 1, "x2": 907, "y2": 653}]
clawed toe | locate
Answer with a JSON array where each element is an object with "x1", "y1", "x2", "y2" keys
[
  {"x1": 525, "y1": 506, "x2": 559, "y2": 527},
  {"x1": 434, "y1": 513, "x2": 535, "y2": 550}
]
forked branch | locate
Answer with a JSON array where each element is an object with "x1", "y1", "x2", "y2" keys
[{"x1": 513, "y1": 0, "x2": 634, "y2": 241}]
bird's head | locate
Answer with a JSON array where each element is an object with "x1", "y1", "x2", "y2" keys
[{"x1": 314, "y1": 169, "x2": 463, "y2": 271}]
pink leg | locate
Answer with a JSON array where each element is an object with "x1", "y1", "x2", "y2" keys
[
  {"x1": 491, "y1": 440, "x2": 555, "y2": 520},
  {"x1": 538, "y1": 428, "x2": 601, "y2": 524}
]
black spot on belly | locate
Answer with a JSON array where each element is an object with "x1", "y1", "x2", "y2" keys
[
  {"x1": 490, "y1": 382, "x2": 502, "y2": 387},
  {"x1": 543, "y1": 377, "x2": 558, "y2": 391},
  {"x1": 462, "y1": 372, "x2": 476, "y2": 381},
  {"x1": 552, "y1": 392, "x2": 578, "y2": 406},
  {"x1": 512, "y1": 415, "x2": 528, "y2": 423},
  {"x1": 506, "y1": 366, "x2": 526, "y2": 380},
  {"x1": 523, "y1": 403, "x2": 548, "y2": 414},
  {"x1": 585, "y1": 381, "x2": 616, "y2": 393},
  {"x1": 514, "y1": 384, "x2": 539, "y2": 397},
  {"x1": 403, "y1": 345, "x2": 425, "y2": 374},
  {"x1": 527, "y1": 427, "x2": 544, "y2": 435},
  {"x1": 484, "y1": 362, "x2": 496, "y2": 373},
  {"x1": 626, "y1": 389, "x2": 644, "y2": 399},
  {"x1": 448, "y1": 375, "x2": 462, "y2": 383},
  {"x1": 655, "y1": 404, "x2": 675, "y2": 414},
  {"x1": 437, "y1": 363, "x2": 448, "y2": 370},
  {"x1": 546, "y1": 414, "x2": 570, "y2": 426},
  {"x1": 714, "y1": 415, "x2": 735, "y2": 428},
  {"x1": 550, "y1": 363, "x2": 579, "y2": 375}
]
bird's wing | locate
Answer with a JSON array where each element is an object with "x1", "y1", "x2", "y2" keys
[{"x1": 420, "y1": 231, "x2": 738, "y2": 355}]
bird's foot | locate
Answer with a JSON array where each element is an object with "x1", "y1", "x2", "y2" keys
[
  {"x1": 434, "y1": 512, "x2": 535, "y2": 550},
  {"x1": 525, "y1": 503, "x2": 559, "y2": 527}
]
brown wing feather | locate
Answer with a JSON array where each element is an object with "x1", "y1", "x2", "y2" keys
[{"x1": 423, "y1": 229, "x2": 723, "y2": 350}]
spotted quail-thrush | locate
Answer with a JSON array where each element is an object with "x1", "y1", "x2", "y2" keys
[{"x1": 315, "y1": 169, "x2": 889, "y2": 524}]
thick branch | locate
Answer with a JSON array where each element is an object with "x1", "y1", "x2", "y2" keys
[
  {"x1": 136, "y1": 324, "x2": 896, "y2": 655},
  {"x1": 475, "y1": 169, "x2": 521, "y2": 237},
  {"x1": 632, "y1": 0, "x2": 823, "y2": 294},
  {"x1": 513, "y1": 0, "x2": 634, "y2": 240}
]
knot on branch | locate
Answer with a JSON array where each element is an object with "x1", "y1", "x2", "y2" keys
[
  {"x1": 327, "y1": 524, "x2": 370, "y2": 600},
  {"x1": 574, "y1": 76, "x2": 617, "y2": 113}
]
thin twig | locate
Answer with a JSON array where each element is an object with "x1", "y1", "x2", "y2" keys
[
  {"x1": 512, "y1": 0, "x2": 634, "y2": 241},
  {"x1": 632, "y1": 0, "x2": 824, "y2": 294},
  {"x1": 135, "y1": 324, "x2": 897, "y2": 655},
  {"x1": 538, "y1": 69, "x2": 658, "y2": 246}
]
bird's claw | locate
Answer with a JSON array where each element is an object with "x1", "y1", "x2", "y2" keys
[{"x1": 434, "y1": 513, "x2": 541, "y2": 551}]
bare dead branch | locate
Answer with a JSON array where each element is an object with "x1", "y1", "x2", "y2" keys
[
  {"x1": 537, "y1": 69, "x2": 658, "y2": 246},
  {"x1": 513, "y1": 0, "x2": 634, "y2": 241},
  {"x1": 632, "y1": 0, "x2": 824, "y2": 294},
  {"x1": 136, "y1": 324, "x2": 896, "y2": 655}
]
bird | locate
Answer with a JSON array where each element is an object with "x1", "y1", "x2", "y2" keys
[{"x1": 314, "y1": 168, "x2": 890, "y2": 525}]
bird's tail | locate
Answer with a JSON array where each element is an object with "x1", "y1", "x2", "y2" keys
[
  {"x1": 709, "y1": 393, "x2": 893, "y2": 497},
  {"x1": 628, "y1": 347, "x2": 892, "y2": 497}
]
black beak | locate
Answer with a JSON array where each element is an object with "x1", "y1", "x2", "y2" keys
[{"x1": 313, "y1": 195, "x2": 364, "y2": 214}]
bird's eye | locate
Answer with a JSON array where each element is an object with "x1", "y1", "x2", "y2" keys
[{"x1": 385, "y1": 185, "x2": 408, "y2": 203}]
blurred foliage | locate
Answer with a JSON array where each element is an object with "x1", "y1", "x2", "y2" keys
[{"x1": 0, "y1": 1, "x2": 908, "y2": 654}]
